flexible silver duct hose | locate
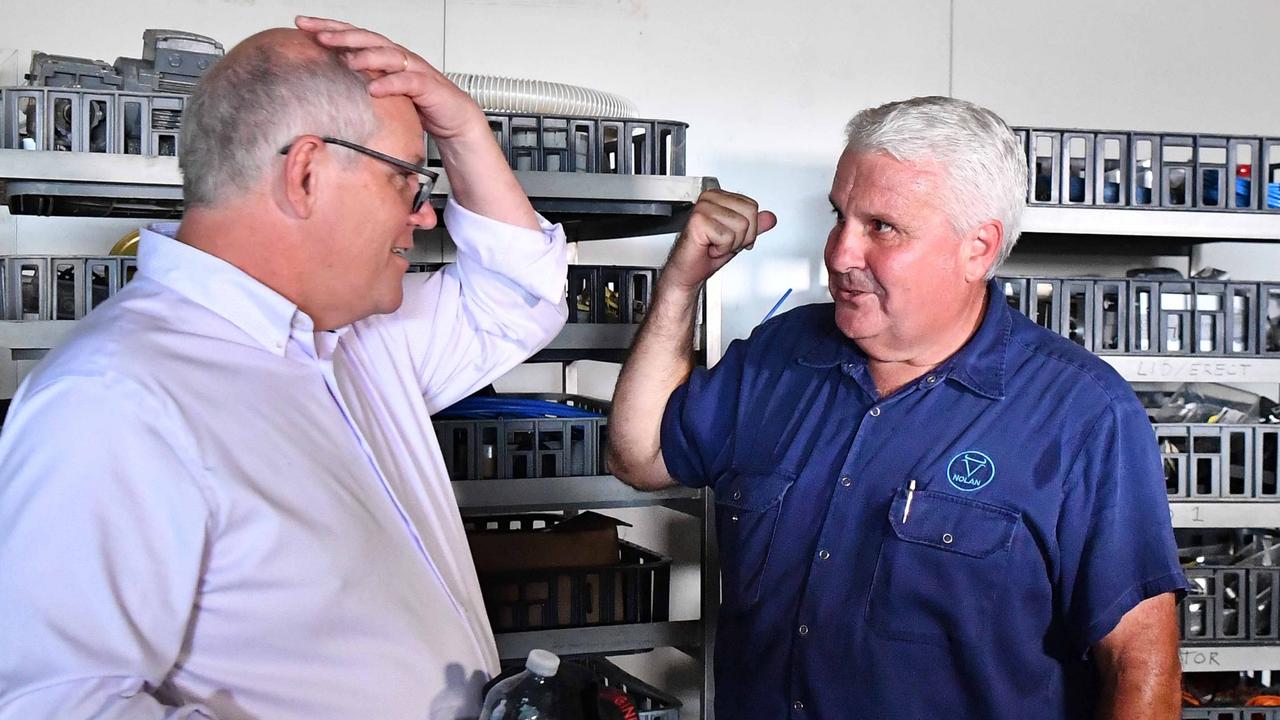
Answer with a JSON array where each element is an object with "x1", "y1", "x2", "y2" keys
[{"x1": 446, "y1": 73, "x2": 638, "y2": 118}]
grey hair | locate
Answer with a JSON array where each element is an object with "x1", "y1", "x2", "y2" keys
[
  {"x1": 180, "y1": 43, "x2": 379, "y2": 207},
  {"x1": 843, "y1": 96, "x2": 1027, "y2": 279}
]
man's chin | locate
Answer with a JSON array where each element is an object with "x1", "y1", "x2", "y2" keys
[{"x1": 833, "y1": 307, "x2": 886, "y2": 341}]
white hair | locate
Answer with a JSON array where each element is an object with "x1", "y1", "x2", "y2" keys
[
  {"x1": 843, "y1": 96, "x2": 1027, "y2": 279},
  {"x1": 180, "y1": 44, "x2": 380, "y2": 207}
]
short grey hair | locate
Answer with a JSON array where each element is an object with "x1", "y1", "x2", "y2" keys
[
  {"x1": 843, "y1": 96, "x2": 1027, "y2": 278},
  {"x1": 180, "y1": 43, "x2": 379, "y2": 207}
]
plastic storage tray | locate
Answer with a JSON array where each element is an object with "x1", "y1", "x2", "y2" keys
[
  {"x1": 568, "y1": 265, "x2": 657, "y2": 324},
  {"x1": 1, "y1": 255, "x2": 133, "y2": 321},
  {"x1": 1183, "y1": 711, "x2": 1280, "y2": 720},
  {"x1": 582, "y1": 657, "x2": 682, "y2": 720},
  {"x1": 1013, "y1": 126, "x2": 1280, "y2": 212},
  {"x1": 431, "y1": 112, "x2": 687, "y2": 176},
  {"x1": 433, "y1": 394, "x2": 610, "y2": 481},
  {"x1": 1181, "y1": 565, "x2": 1279, "y2": 642},
  {"x1": 463, "y1": 513, "x2": 671, "y2": 633},
  {"x1": 997, "y1": 276, "x2": 1280, "y2": 357},
  {"x1": 2, "y1": 86, "x2": 186, "y2": 155}
]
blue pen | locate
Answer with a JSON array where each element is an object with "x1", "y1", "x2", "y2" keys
[{"x1": 760, "y1": 288, "x2": 793, "y2": 324}]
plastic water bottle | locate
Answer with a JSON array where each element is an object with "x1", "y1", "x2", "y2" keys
[{"x1": 480, "y1": 649, "x2": 568, "y2": 720}]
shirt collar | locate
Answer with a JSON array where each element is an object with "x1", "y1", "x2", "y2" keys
[
  {"x1": 137, "y1": 222, "x2": 307, "y2": 357},
  {"x1": 796, "y1": 279, "x2": 1010, "y2": 400}
]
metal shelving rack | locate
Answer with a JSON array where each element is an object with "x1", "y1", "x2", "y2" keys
[
  {"x1": 1018, "y1": 202, "x2": 1280, "y2": 675},
  {"x1": 0, "y1": 148, "x2": 720, "y2": 717}
]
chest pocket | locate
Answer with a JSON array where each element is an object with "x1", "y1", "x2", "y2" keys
[
  {"x1": 715, "y1": 470, "x2": 795, "y2": 613},
  {"x1": 866, "y1": 487, "x2": 1019, "y2": 645}
]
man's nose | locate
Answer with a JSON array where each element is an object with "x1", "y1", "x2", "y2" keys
[
  {"x1": 409, "y1": 204, "x2": 438, "y2": 230},
  {"x1": 827, "y1": 223, "x2": 868, "y2": 271}
]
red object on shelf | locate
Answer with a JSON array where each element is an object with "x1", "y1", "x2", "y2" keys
[
  {"x1": 599, "y1": 688, "x2": 639, "y2": 720},
  {"x1": 1237, "y1": 163, "x2": 1252, "y2": 178}
]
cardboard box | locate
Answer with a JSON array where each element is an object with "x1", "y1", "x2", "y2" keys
[{"x1": 466, "y1": 511, "x2": 628, "y2": 574}]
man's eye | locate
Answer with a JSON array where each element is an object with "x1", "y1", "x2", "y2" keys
[{"x1": 872, "y1": 219, "x2": 893, "y2": 233}]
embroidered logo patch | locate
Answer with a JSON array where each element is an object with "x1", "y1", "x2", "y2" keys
[{"x1": 946, "y1": 450, "x2": 995, "y2": 492}]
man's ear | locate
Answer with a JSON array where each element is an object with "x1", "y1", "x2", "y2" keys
[
  {"x1": 964, "y1": 219, "x2": 1004, "y2": 282},
  {"x1": 276, "y1": 136, "x2": 324, "y2": 219}
]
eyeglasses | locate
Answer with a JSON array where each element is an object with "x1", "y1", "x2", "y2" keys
[{"x1": 278, "y1": 136, "x2": 438, "y2": 213}]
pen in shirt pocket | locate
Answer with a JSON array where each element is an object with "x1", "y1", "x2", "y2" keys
[{"x1": 902, "y1": 479, "x2": 916, "y2": 524}]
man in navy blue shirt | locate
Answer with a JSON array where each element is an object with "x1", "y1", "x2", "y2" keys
[{"x1": 608, "y1": 96, "x2": 1186, "y2": 719}]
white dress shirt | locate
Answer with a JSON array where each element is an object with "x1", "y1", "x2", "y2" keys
[{"x1": 0, "y1": 199, "x2": 568, "y2": 720}]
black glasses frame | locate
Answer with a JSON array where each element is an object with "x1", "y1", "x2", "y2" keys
[{"x1": 278, "y1": 136, "x2": 438, "y2": 213}]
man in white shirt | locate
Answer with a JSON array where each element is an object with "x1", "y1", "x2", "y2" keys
[{"x1": 0, "y1": 17, "x2": 567, "y2": 720}]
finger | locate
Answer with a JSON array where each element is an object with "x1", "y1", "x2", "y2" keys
[
  {"x1": 295, "y1": 16, "x2": 358, "y2": 32},
  {"x1": 697, "y1": 202, "x2": 751, "y2": 246},
  {"x1": 757, "y1": 210, "x2": 778, "y2": 234},
  {"x1": 696, "y1": 212, "x2": 749, "y2": 258},
  {"x1": 707, "y1": 189, "x2": 761, "y2": 219},
  {"x1": 312, "y1": 27, "x2": 396, "y2": 52},
  {"x1": 367, "y1": 70, "x2": 447, "y2": 100},
  {"x1": 343, "y1": 46, "x2": 427, "y2": 75}
]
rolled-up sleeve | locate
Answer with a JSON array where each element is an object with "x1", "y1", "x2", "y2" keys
[
  {"x1": 1056, "y1": 396, "x2": 1189, "y2": 656},
  {"x1": 0, "y1": 376, "x2": 217, "y2": 719},
  {"x1": 389, "y1": 199, "x2": 568, "y2": 412}
]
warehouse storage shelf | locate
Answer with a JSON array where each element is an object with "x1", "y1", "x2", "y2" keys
[
  {"x1": 0, "y1": 149, "x2": 714, "y2": 239},
  {"x1": 542, "y1": 323, "x2": 639, "y2": 352},
  {"x1": 495, "y1": 620, "x2": 702, "y2": 662},
  {"x1": 1171, "y1": 501, "x2": 1280, "y2": 529},
  {"x1": 1181, "y1": 644, "x2": 1280, "y2": 673},
  {"x1": 0, "y1": 319, "x2": 650, "y2": 399},
  {"x1": 1022, "y1": 206, "x2": 1280, "y2": 242},
  {"x1": 453, "y1": 475, "x2": 704, "y2": 516},
  {"x1": 1010, "y1": 126, "x2": 1280, "y2": 697}
]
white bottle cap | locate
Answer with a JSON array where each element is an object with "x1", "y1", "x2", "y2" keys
[{"x1": 525, "y1": 649, "x2": 560, "y2": 677}]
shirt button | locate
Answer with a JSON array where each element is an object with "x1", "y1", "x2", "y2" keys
[
  {"x1": 798, "y1": 624, "x2": 809, "y2": 636},
  {"x1": 869, "y1": 407, "x2": 881, "y2": 417},
  {"x1": 926, "y1": 375, "x2": 938, "y2": 384},
  {"x1": 943, "y1": 533, "x2": 954, "y2": 544},
  {"x1": 793, "y1": 700, "x2": 805, "y2": 710},
  {"x1": 732, "y1": 490, "x2": 742, "y2": 500},
  {"x1": 840, "y1": 476, "x2": 852, "y2": 487},
  {"x1": 818, "y1": 549, "x2": 830, "y2": 560}
]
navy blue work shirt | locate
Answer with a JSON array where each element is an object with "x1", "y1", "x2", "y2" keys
[{"x1": 661, "y1": 281, "x2": 1187, "y2": 720}]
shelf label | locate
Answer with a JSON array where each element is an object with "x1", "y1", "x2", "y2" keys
[
  {"x1": 1179, "y1": 649, "x2": 1221, "y2": 668},
  {"x1": 1125, "y1": 358, "x2": 1257, "y2": 381}
]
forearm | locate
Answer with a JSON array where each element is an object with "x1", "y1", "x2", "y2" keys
[
  {"x1": 436, "y1": 120, "x2": 541, "y2": 232},
  {"x1": 607, "y1": 276, "x2": 701, "y2": 489},
  {"x1": 1095, "y1": 655, "x2": 1180, "y2": 720},
  {"x1": 1093, "y1": 593, "x2": 1182, "y2": 720}
]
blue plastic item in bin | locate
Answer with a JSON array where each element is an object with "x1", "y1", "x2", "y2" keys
[
  {"x1": 1268, "y1": 182, "x2": 1280, "y2": 209},
  {"x1": 1103, "y1": 181, "x2": 1120, "y2": 204},
  {"x1": 1237, "y1": 177, "x2": 1251, "y2": 208},
  {"x1": 435, "y1": 396, "x2": 602, "y2": 419}
]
